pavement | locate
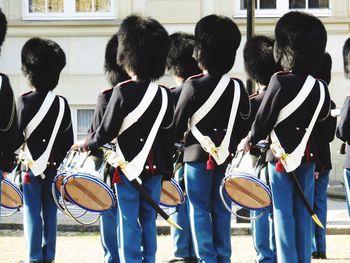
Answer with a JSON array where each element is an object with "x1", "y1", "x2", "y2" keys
[
  {"x1": 1, "y1": 196, "x2": 349, "y2": 235},
  {"x1": 0, "y1": 197, "x2": 349, "y2": 262}
]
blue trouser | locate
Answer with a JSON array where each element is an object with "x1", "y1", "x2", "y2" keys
[
  {"x1": 100, "y1": 205, "x2": 120, "y2": 263},
  {"x1": 251, "y1": 208, "x2": 276, "y2": 263},
  {"x1": 169, "y1": 166, "x2": 195, "y2": 259},
  {"x1": 250, "y1": 167, "x2": 276, "y2": 263},
  {"x1": 22, "y1": 169, "x2": 58, "y2": 262},
  {"x1": 115, "y1": 173, "x2": 162, "y2": 263},
  {"x1": 344, "y1": 169, "x2": 350, "y2": 217},
  {"x1": 268, "y1": 161, "x2": 315, "y2": 263},
  {"x1": 312, "y1": 169, "x2": 329, "y2": 254},
  {"x1": 185, "y1": 162, "x2": 231, "y2": 263}
]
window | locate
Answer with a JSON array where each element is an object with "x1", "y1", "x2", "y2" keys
[
  {"x1": 72, "y1": 108, "x2": 95, "y2": 142},
  {"x1": 23, "y1": 0, "x2": 116, "y2": 20},
  {"x1": 235, "y1": 0, "x2": 331, "y2": 17}
]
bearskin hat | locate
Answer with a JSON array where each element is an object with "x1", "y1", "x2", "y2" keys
[
  {"x1": 243, "y1": 35, "x2": 281, "y2": 86},
  {"x1": 274, "y1": 11, "x2": 327, "y2": 75},
  {"x1": 314, "y1": 52, "x2": 332, "y2": 85},
  {"x1": 21, "y1": 38, "x2": 66, "y2": 92},
  {"x1": 193, "y1": 14, "x2": 241, "y2": 76},
  {"x1": 0, "y1": 9, "x2": 7, "y2": 50},
  {"x1": 117, "y1": 15, "x2": 169, "y2": 81},
  {"x1": 104, "y1": 33, "x2": 129, "y2": 87},
  {"x1": 343, "y1": 38, "x2": 350, "y2": 79},
  {"x1": 166, "y1": 32, "x2": 201, "y2": 79}
]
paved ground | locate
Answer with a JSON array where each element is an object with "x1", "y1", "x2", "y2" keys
[
  {"x1": 0, "y1": 231, "x2": 349, "y2": 263},
  {"x1": 0, "y1": 197, "x2": 349, "y2": 262}
]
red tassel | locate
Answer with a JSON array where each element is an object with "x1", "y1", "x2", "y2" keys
[
  {"x1": 24, "y1": 169, "x2": 31, "y2": 184},
  {"x1": 275, "y1": 159, "x2": 285, "y2": 173},
  {"x1": 206, "y1": 155, "x2": 215, "y2": 170},
  {"x1": 112, "y1": 168, "x2": 122, "y2": 184}
]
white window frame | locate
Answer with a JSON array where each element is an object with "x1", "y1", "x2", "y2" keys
[
  {"x1": 234, "y1": 0, "x2": 332, "y2": 18},
  {"x1": 23, "y1": 0, "x2": 117, "y2": 20},
  {"x1": 71, "y1": 106, "x2": 95, "y2": 142}
]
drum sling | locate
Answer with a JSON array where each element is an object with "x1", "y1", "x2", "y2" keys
[
  {"x1": 189, "y1": 74, "x2": 241, "y2": 165},
  {"x1": 21, "y1": 91, "x2": 65, "y2": 177},
  {"x1": 270, "y1": 75, "x2": 325, "y2": 172},
  {"x1": 114, "y1": 83, "x2": 168, "y2": 181}
]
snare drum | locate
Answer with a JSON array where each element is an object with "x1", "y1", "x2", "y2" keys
[
  {"x1": 160, "y1": 178, "x2": 185, "y2": 208},
  {"x1": 220, "y1": 150, "x2": 271, "y2": 219},
  {"x1": 54, "y1": 148, "x2": 116, "y2": 213},
  {"x1": 1, "y1": 168, "x2": 23, "y2": 210}
]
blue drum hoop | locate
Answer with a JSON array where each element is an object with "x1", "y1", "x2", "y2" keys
[
  {"x1": 223, "y1": 172, "x2": 271, "y2": 211},
  {"x1": 1, "y1": 178, "x2": 23, "y2": 209},
  {"x1": 62, "y1": 172, "x2": 116, "y2": 213},
  {"x1": 160, "y1": 178, "x2": 185, "y2": 208}
]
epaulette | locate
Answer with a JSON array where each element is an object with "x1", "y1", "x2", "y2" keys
[
  {"x1": 249, "y1": 92, "x2": 259, "y2": 99},
  {"x1": 187, "y1": 73, "x2": 204, "y2": 80},
  {"x1": 116, "y1": 79, "x2": 133, "y2": 88},
  {"x1": 101, "y1": 87, "x2": 113, "y2": 94},
  {"x1": 230, "y1": 76, "x2": 241, "y2": 82},
  {"x1": 21, "y1": 90, "x2": 33, "y2": 96},
  {"x1": 276, "y1": 70, "x2": 290, "y2": 75}
]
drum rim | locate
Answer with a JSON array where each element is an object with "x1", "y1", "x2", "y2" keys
[
  {"x1": 1, "y1": 178, "x2": 23, "y2": 209},
  {"x1": 53, "y1": 172, "x2": 67, "y2": 194},
  {"x1": 62, "y1": 172, "x2": 115, "y2": 213},
  {"x1": 160, "y1": 178, "x2": 185, "y2": 208},
  {"x1": 223, "y1": 173, "x2": 271, "y2": 210}
]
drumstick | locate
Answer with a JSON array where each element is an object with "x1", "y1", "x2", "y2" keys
[
  {"x1": 70, "y1": 179, "x2": 107, "y2": 209},
  {"x1": 2, "y1": 189, "x2": 21, "y2": 206},
  {"x1": 161, "y1": 187, "x2": 180, "y2": 203},
  {"x1": 288, "y1": 171, "x2": 324, "y2": 229}
]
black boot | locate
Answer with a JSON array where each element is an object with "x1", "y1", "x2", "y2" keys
[
  {"x1": 312, "y1": 252, "x2": 319, "y2": 259},
  {"x1": 318, "y1": 252, "x2": 327, "y2": 259}
]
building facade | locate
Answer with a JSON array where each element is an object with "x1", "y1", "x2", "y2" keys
[{"x1": 0, "y1": 0, "x2": 349, "y2": 188}]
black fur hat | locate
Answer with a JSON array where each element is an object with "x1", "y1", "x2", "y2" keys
[
  {"x1": 0, "y1": 9, "x2": 7, "y2": 50},
  {"x1": 193, "y1": 14, "x2": 241, "y2": 76},
  {"x1": 117, "y1": 15, "x2": 169, "y2": 81},
  {"x1": 104, "y1": 33, "x2": 129, "y2": 87},
  {"x1": 21, "y1": 37, "x2": 66, "y2": 92},
  {"x1": 274, "y1": 11, "x2": 327, "y2": 75},
  {"x1": 243, "y1": 35, "x2": 281, "y2": 86},
  {"x1": 314, "y1": 52, "x2": 332, "y2": 85},
  {"x1": 166, "y1": 32, "x2": 201, "y2": 79},
  {"x1": 343, "y1": 38, "x2": 350, "y2": 79}
]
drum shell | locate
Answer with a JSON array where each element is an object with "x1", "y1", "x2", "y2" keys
[
  {"x1": 222, "y1": 150, "x2": 271, "y2": 211},
  {"x1": 55, "y1": 148, "x2": 116, "y2": 212}
]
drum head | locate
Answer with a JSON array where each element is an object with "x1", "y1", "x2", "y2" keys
[
  {"x1": 63, "y1": 173, "x2": 115, "y2": 212},
  {"x1": 224, "y1": 173, "x2": 271, "y2": 210},
  {"x1": 160, "y1": 179, "x2": 184, "y2": 208},
  {"x1": 1, "y1": 179, "x2": 23, "y2": 209}
]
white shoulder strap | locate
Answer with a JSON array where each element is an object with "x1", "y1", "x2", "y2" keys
[
  {"x1": 274, "y1": 75, "x2": 316, "y2": 126},
  {"x1": 25, "y1": 97, "x2": 66, "y2": 176},
  {"x1": 270, "y1": 77, "x2": 325, "y2": 172},
  {"x1": 25, "y1": 91, "x2": 56, "y2": 138},
  {"x1": 190, "y1": 76, "x2": 240, "y2": 165},
  {"x1": 119, "y1": 82, "x2": 159, "y2": 136},
  {"x1": 190, "y1": 74, "x2": 230, "y2": 126},
  {"x1": 115, "y1": 87, "x2": 168, "y2": 181}
]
